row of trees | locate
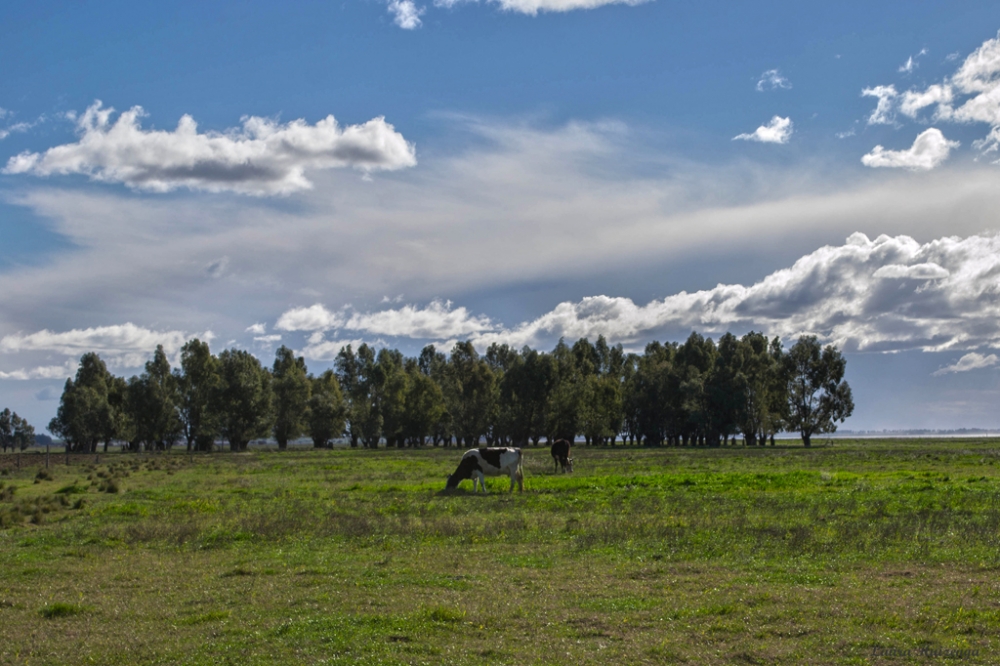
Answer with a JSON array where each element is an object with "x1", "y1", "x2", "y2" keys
[
  {"x1": 0, "y1": 409, "x2": 35, "y2": 452},
  {"x1": 47, "y1": 332, "x2": 854, "y2": 452}
]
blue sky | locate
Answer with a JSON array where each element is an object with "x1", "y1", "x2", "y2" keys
[{"x1": 3, "y1": 0, "x2": 1000, "y2": 432}]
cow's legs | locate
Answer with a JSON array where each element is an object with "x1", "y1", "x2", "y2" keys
[
  {"x1": 509, "y1": 467, "x2": 523, "y2": 492},
  {"x1": 474, "y1": 470, "x2": 486, "y2": 493}
]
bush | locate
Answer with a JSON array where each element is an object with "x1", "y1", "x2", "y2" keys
[{"x1": 40, "y1": 603, "x2": 85, "y2": 619}]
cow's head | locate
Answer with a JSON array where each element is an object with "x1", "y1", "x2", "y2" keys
[
  {"x1": 566, "y1": 458, "x2": 574, "y2": 473},
  {"x1": 445, "y1": 455, "x2": 478, "y2": 490}
]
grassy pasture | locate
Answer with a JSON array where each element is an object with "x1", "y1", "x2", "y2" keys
[{"x1": 1, "y1": 440, "x2": 999, "y2": 664}]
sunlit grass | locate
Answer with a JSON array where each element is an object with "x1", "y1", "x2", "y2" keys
[{"x1": 0, "y1": 440, "x2": 999, "y2": 663}]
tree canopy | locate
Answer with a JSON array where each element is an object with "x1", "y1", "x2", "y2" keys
[{"x1": 44, "y1": 332, "x2": 854, "y2": 450}]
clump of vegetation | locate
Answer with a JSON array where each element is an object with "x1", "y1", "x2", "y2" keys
[
  {"x1": 39, "y1": 603, "x2": 86, "y2": 619},
  {"x1": 34, "y1": 468, "x2": 54, "y2": 483}
]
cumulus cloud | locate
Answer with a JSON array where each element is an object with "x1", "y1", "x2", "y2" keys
[
  {"x1": 899, "y1": 84, "x2": 953, "y2": 119},
  {"x1": 0, "y1": 323, "x2": 207, "y2": 372},
  {"x1": 756, "y1": 69, "x2": 791, "y2": 92},
  {"x1": 932, "y1": 352, "x2": 999, "y2": 376},
  {"x1": 861, "y1": 128, "x2": 959, "y2": 170},
  {"x1": 388, "y1": 0, "x2": 424, "y2": 28},
  {"x1": 864, "y1": 31, "x2": 1000, "y2": 158},
  {"x1": 872, "y1": 262, "x2": 950, "y2": 279},
  {"x1": 277, "y1": 300, "x2": 495, "y2": 339},
  {"x1": 8, "y1": 118, "x2": 1000, "y2": 385},
  {"x1": 271, "y1": 232, "x2": 1000, "y2": 357},
  {"x1": 246, "y1": 322, "x2": 267, "y2": 335},
  {"x1": 733, "y1": 116, "x2": 793, "y2": 144},
  {"x1": 862, "y1": 85, "x2": 899, "y2": 125},
  {"x1": 3, "y1": 101, "x2": 417, "y2": 195}
]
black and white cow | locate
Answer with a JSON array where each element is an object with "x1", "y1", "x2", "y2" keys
[
  {"x1": 550, "y1": 439, "x2": 573, "y2": 473},
  {"x1": 446, "y1": 447, "x2": 524, "y2": 493}
]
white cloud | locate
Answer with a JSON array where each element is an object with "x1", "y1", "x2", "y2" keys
[
  {"x1": 277, "y1": 300, "x2": 495, "y2": 339},
  {"x1": 434, "y1": 0, "x2": 646, "y2": 13},
  {"x1": 899, "y1": 48, "x2": 928, "y2": 74},
  {"x1": 932, "y1": 352, "x2": 999, "y2": 376},
  {"x1": 733, "y1": 116, "x2": 793, "y2": 144},
  {"x1": 3, "y1": 101, "x2": 417, "y2": 195},
  {"x1": 0, "y1": 362, "x2": 76, "y2": 381},
  {"x1": 388, "y1": 0, "x2": 424, "y2": 28},
  {"x1": 865, "y1": 31, "x2": 1000, "y2": 157},
  {"x1": 0, "y1": 323, "x2": 209, "y2": 374},
  {"x1": 458, "y1": 232, "x2": 1000, "y2": 354},
  {"x1": 756, "y1": 69, "x2": 791, "y2": 92},
  {"x1": 871, "y1": 262, "x2": 949, "y2": 279},
  {"x1": 275, "y1": 304, "x2": 346, "y2": 332},
  {"x1": 861, "y1": 128, "x2": 959, "y2": 170},
  {"x1": 899, "y1": 84, "x2": 953, "y2": 119},
  {"x1": 0, "y1": 112, "x2": 46, "y2": 141},
  {"x1": 7, "y1": 118, "x2": 1000, "y2": 380},
  {"x1": 862, "y1": 85, "x2": 898, "y2": 125},
  {"x1": 246, "y1": 322, "x2": 267, "y2": 335},
  {"x1": 300, "y1": 337, "x2": 385, "y2": 361},
  {"x1": 269, "y1": 232, "x2": 1000, "y2": 358}
]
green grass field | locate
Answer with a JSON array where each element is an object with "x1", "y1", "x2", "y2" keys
[{"x1": 1, "y1": 440, "x2": 999, "y2": 664}]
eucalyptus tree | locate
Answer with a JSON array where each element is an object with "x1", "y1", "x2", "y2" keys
[
  {"x1": 446, "y1": 341, "x2": 497, "y2": 446},
  {"x1": 0, "y1": 409, "x2": 35, "y2": 452},
  {"x1": 485, "y1": 342, "x2": 519, "y2": 444},
  {"x1": 126, "y1": 345, "x2": 183, "y2": 451},
  {"x1": 705, "y1": 333, "x2": 743, "y2": 445},
  {"x1": 11, "y1": 413, "x2": 34, "y2": 451},
  {"x1": 177, "y1": 338, "x2": 221, "y2": 452},
  {"x1": 377, "y1": 348, "x2": 409, "y2": 447},
  {"x1": 418, "y1": 345, "x2": 453, "y2": 445},
  {"x1": 630, "y1": 341, "x2": 675, "y2": 446},
  {"x1": 306, "y1": 370, "x2": 346, "y2": 448},
  {"x1": 272, "y1": 346, "x2": 311, "y2": 450},
  {"x1": 49, "y1": 353, "x2": 116, "y2": 453},
  {"x1": 545, "y1": 339, "x2": 585, "y2": 442},
  {"x1": 216, "y1": 348, "x2": 273, "y2": 452},
  {"x1": 784, "y1": 336, "x2": 854, "y2": 447},
  {"x1": 335, "y1": 344, "x2": 383, "y2": 448},
  {"x1": 674, "y1": 332, "x2": 718, "y2": 445},
  {"x1": 403, "y1": 358, "x2": 446, "y2": 447}
]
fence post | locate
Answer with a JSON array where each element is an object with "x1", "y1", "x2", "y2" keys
[
  {"x1": 66, "y1": 447, "x2": 70, "y2": 466},
  {"x1": 46, "y1": 443, "x2": 50, "y2": 469}
]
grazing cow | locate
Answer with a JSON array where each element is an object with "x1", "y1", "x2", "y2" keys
[
  {"x1": 446, "y1": 447, "x2": 523, "y2": 493},
  {"x1": 550, "y1": 439, "x2": 573, "y2": 473}
]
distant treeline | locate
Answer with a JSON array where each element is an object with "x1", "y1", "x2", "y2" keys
[
  {"x1": 0, "y1": 409, "x2": 36, "y2": 452},
  {"x1": 46, "y1": 331, "x2": 854, "y2": 453}
]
